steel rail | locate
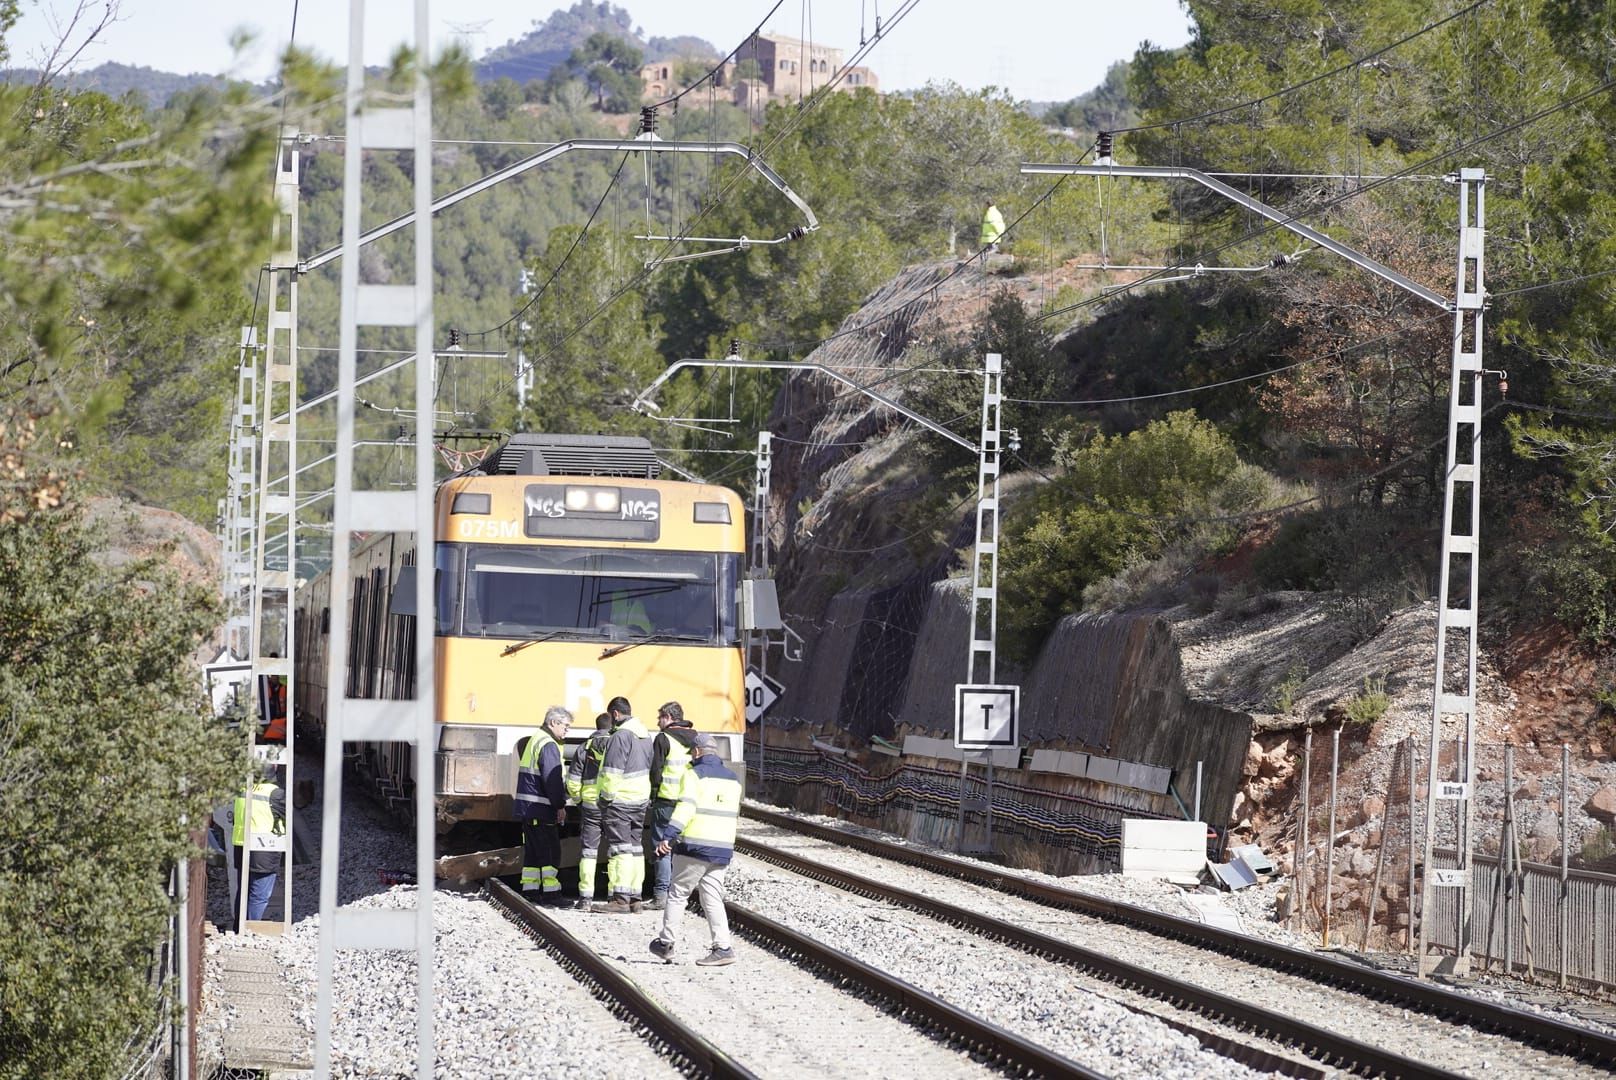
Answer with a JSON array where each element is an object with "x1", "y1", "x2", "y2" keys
[
  {"x1": 488, "y1": 880, "x2": 758, "y2": 1079},
  {"x1": 736, "y1": 834, "x2": 1452, "y2": 1079},
  {"x1": 743, "y1": 804, "x2": 1616, "y2": 1068},
  {"x1": 726, "y1": 902, "x2": 1110, "y2": 1079}
]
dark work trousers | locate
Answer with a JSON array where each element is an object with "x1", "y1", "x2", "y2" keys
[
  {"x1": 522, "y1": 816, "x2": 562, "y2": 897},
  {"x1": 644, "y1": 799, "x2": 677, "y2": 898}
]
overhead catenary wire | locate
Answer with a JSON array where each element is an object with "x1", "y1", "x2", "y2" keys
[
  {"x1": 464, "y1": 152, "x2": 632, "y2": 338},
  {"x1": 453, "y1": 0, "x2": 926, "y2": 427},
  {"x1": 1007, "y1": 401, "x2": 1508, "y2": 531},
  {"x1": 1034, "y1": 74, "x2": 1616, "y2": 327}
]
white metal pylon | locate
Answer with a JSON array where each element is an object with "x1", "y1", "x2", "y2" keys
[
  {"x1": 967, "y1": 352, "x2": 1004, "y2": 689},
  {"x1": 315, "y1": 2, "x2": 436, "y2": 1077},
  {"x1": 241, "y1": 131, "x2": 301, "y2": 934},
  {"x1": 1418, "y1": 168, "x2": 1487, "y2": 977},
  {"x1": 224, "y1": 327, "x2": 258, "y2": 657},
  {"x1": 956, "y1": 352, "x2": 1004, "y2": 854},
  {"x1": 751, "y1": 429, "x2": 772, "y2": 781}
]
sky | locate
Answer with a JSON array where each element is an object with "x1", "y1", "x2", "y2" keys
[{"x1": 5, "y1": 0, "x2": 1194, "y2": 104}]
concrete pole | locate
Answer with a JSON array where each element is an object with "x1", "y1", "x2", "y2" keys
[
  {"x1": 1194, "y1": 760, "x2": 1203, "y2": 823},
  {"x1": 1503, "y1": 744, "x2": 1514, "y2": 973},
  {"x1": 1561, "y1": 744, "x2": 1571, "y2": 989},
  {"x1": 1323, "y1": 726, "x2": 1341, "y2": 948},
  {"x1": 1298, "y1": 729, "x2": 1312, "y2": 926}
]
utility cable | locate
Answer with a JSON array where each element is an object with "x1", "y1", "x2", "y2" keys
[
  {"x1": 1006, "y1": 309, "x2": 1451, "y2": 406},
  {"x1": 464, "y1": 152, "x2": 631, "y2": 338},
  {"x1": 454, "y1": 0, "x2": 928, "y2": 426},
  {"x1": 642, "y1": 0, "x2": 788, "y2": 113},
  {"x1": 1035, "y1": 74, "x2": 1616, "y2": 326}
]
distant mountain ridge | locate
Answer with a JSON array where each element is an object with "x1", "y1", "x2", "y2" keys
[
  {"x1": 2, "y1": 2, "x2": 717, "y2": 105},
  {"x1": 0, "y1": 60, "x2": 263, "y2": 102},
  {"x1": 476, "y1": 1, "x2": 717, "y2": 85}
]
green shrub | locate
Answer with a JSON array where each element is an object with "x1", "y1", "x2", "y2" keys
[
  {"x1": 0, "y1": 497, "x2": 245, "y2": 1080},
  {"x1": 1268, "y1": 662, "x2": 1308, "y2": 713},
  {"x1": 998, "y1": 411, "x2": 1244, "y2": 660},
  {"x1": 1544, "y1": 554, "x2": 1616, "y2": 645},
  {"x1": 1581, "y1": 825, "x2": 1616, "y2": 866},
  {"x1": 1253, "y1": 514, "x2": 1333, "y2": 590},
  {"x1": 1343, "y1": 675, "x2": 1391, "y2": 726}
]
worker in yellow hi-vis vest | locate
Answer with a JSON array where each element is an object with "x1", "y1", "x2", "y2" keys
[{"x1": 980, "y1": 199, "x2": 1006, "y2": 253}]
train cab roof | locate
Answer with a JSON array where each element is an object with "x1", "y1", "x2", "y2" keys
[{"x1": 476, "y1": 434, "x2": 661, "y2": 480}]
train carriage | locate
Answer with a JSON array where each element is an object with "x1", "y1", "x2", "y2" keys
[{"x1": 293, "y1": 434, "x2": 753, "y2": 833}]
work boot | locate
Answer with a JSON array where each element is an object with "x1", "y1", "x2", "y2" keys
[
  {"x1": 645, "y1": 896, "x2": 666, "y2": 911},
  {"x1": 591, "y1": 896, "x2": 633, "y2": 914},
  {"x1": 629, "y1": 899, "x2": 646, "y2": 914},
  {"x1": 695, "y1": 946, "x2": 736, "y2": 967},
  {"x1": 648, "y1": 938, "x2": 674, "y2": 963},
  {"x1": 573, "y1": 898, "x2": 594, "y2": 911}
]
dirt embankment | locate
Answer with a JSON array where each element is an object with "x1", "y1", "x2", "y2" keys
[{"x1": 1165, "y1": 592, "x2": 1616, "y2": 931}]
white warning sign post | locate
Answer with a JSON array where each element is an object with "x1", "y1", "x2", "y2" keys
[{"x1": 954, "y1": 683, "x2": 1020, "y2": 749}]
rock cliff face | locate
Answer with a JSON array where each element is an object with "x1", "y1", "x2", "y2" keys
[
  {"x1": 752, "y1": 256, "x2": 1616, "y2": 898},
  {"x1": 754, "y1": 261, "x2": 1253, "y2": 867}
]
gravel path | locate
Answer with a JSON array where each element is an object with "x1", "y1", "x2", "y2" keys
[
  {"x1": 735, "y1": 817, "x2": 1601, "y2": 1078},
  {"x1": 542, "y1": 903, "x2": 1003, "y2": 1079}
]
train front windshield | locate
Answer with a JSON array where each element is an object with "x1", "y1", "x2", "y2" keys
[{"x1": 436, "y1": 543, "x2": 740, "y2": 645}]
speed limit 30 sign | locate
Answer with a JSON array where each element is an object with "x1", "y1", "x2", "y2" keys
[{"x1": 745, "y1": 669, "x2": 784, "y2": 722}]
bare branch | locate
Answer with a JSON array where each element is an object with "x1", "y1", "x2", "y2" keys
[{"x1": 27, "y1": 1, "x2": 120, "y2": 93}]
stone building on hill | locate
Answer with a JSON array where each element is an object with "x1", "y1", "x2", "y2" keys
[{"x1": 639, "y1": 33, "x2": 878, "y2": 109}]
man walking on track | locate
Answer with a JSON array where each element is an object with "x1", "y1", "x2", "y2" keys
[{"x1": 648, "y1": 733, "x2": 741, "y2": 967}]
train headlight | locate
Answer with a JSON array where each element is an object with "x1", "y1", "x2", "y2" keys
[{"x1": 563, "y1": 486, "x2": 620, "y2": 513}]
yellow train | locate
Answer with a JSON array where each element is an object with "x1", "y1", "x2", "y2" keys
[{"x1": 293, "y1": 434, "x2": 751, "y2": 834}]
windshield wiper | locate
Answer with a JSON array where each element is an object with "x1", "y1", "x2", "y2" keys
[
  {"x1": 599, "y1": 633, "x2": 710, "y2": 660},
  {"x1": 500, "y1": 629, "x2": 575, "y2": 657}
]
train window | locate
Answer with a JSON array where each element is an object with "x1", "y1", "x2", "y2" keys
[
  {"x1": 457, "y1": 544, "x2": 730, "y2": 644},
  {"x1": 435, "y1": 545, "x2": 462, "y2": 635}
]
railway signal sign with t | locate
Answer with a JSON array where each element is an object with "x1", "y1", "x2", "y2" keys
[
  {"x1": 954, "y1": 684, "x2": 1019, "y2": 749},
  {"x1": 745, "y1": 668, "x2": 783, "y2": 723}
]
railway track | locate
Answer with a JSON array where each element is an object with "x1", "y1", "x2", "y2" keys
[
  {"x1": 746, "y1": 808, "x2": 1616, "y2": 1073},
  {"x1": 489, "y1": 880, "x2": 757, "y2": 1078},
  {"x1": 741, "y1": 804, "x2": 1616, "y2": 1069},
  {"x1": 735, "y1": 831, "x2": 1450, "y2": 1078},
  {"x1": 490, "y1": 879, "x2": 1111, "y2": 1078}
]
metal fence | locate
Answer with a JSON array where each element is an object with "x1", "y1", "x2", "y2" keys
[
  {"x1": 1292, "y1": 732, "x2": 1616, "y2": 989},
  {"x1": 1426, "y1": 847, "x2": 1616, "y2": 988}
]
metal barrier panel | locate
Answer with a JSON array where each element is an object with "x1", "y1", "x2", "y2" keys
[{"x1": 1429, "y1": 847, "x2": 1616, "y2": 989}]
